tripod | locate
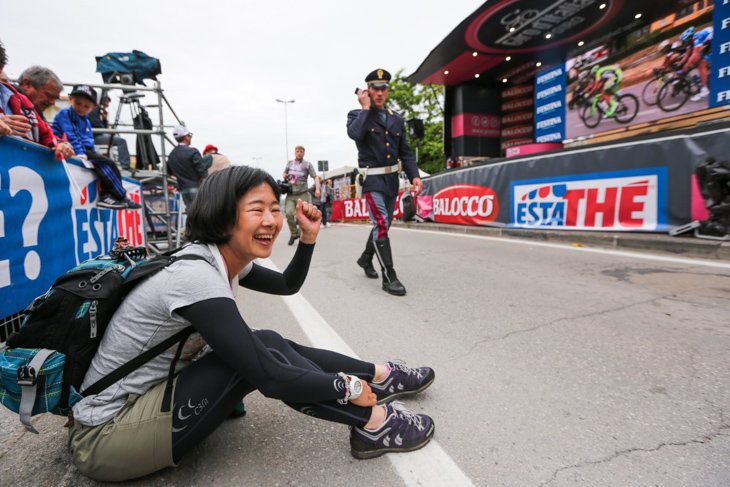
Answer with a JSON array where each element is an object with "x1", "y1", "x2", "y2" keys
[{"x1": 109, "y1": 91, "x2": 155, "y2": 170}]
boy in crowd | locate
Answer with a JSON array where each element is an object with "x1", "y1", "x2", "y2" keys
[{"x1": 52, "y1": 85, "x2": 140, "y2": 209}]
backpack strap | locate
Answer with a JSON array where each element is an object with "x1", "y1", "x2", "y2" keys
[
  {"x1": 18, "y1": 348, "x2": 55, "y2": 434},
  {"x1": 80, "y1": 254, "x2": 209, "y2": 399},
  {"x1": 81, "y1": 326, "x2": 193, "y2": 397}
]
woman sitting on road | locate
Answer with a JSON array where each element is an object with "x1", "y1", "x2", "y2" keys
[{"x1": 68, "y1": 165, "x2": 436, "y2": 482}]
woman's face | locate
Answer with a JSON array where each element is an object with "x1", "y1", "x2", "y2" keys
[{"x1": 226, "y1": 183, "x2": 283, "y2": 264}]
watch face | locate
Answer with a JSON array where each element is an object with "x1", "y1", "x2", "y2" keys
[{"x1": 351, "y1": 379, "x2": 363, "y2": 395}]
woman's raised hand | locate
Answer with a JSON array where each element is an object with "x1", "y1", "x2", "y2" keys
[{"x1": 296, "y1": 199, "x2": 322, "y2": 244}]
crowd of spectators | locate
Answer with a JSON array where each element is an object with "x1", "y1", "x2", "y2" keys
[{"x1": 0, "y1": 40, "x2": 229, "y2": 211}]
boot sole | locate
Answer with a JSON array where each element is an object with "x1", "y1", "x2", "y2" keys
[
  {"x1": 350, "y1": 423, "x2": 435, "y2": 459},
  {"x1": 382, "y1": 284, "x2": 406, "y2": 296}
]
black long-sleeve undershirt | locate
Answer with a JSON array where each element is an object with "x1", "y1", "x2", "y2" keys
[
  {"x1": 238, "y1": 241, "x2": 313, "y2": 294},
  {"x1": 175, "y1": 242, "x2": 354, "y2": 404}
]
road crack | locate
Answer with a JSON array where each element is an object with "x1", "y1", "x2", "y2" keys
[{"x1": 539, "y1": 422, "x2": 730, "y2": 486}]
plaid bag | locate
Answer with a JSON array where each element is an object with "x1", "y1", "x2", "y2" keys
[{"x1": 0, "y1": 348, "x2": 84, "y2": 433}]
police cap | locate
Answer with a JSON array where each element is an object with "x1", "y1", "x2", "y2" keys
[{"x1": 365, "y1": 69, "x2": 391, "y2": 87}]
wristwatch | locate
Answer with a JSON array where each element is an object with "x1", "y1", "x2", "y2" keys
[{"x1": 348, "y1": 375, "x2": 363, "y2": 400}]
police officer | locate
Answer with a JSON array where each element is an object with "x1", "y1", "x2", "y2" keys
[{"x1": 347, "y1": 69, "x2": 422, "y2": 296}]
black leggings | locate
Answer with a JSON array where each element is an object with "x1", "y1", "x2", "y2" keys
[{"x1": 171, "y1": 330, "x2": 375, "y2": 462}]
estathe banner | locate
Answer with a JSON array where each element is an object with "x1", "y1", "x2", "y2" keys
[{"x1": 0, "y1": 137, "x2": 144, "y2": 320}]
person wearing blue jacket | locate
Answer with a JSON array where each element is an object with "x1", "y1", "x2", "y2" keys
[
  {"x1": 347, "y1": 69, "x2": 422, "y2": 296},
  {"x1": 52, "y1": 85, "x2": 140, "y2": 209}
]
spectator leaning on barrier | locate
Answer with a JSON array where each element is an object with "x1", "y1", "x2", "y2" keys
[
  {"x1": 17, "y1": 66, "x2": 62, "y2": 123},
  {"x1": 202, "y1": 144, "x2": 232, "y2": 175},
  {"x1": 88, "y1": 95, "x2": 132, "y2": 170},
  {"x1": 168, "y1": 125, "x2": 208, "y2": 208},
  {"x1": 0, "y1": 41, "x2": 73, "y2": 159},
  {"x1": 52, "y1": 85, "x2": 140, "y2": 210}
]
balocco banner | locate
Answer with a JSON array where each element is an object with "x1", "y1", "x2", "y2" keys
[
  {"x1": 432, "y1": 185, "x2": 499, "y2": 225},
  {"x1": 330, "y1": 193, "x2": 430, "y2": 221}
]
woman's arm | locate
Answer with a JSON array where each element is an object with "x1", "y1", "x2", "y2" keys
[{"x1": 239, "y1": 241, "x2": 314, "y2": 295}]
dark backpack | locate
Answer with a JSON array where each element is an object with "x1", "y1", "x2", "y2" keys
[{"x1": 0, "y1": 242, "x2": 205, "y2": 433}]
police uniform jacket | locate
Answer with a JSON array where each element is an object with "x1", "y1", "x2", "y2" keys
[
  {"x1": 167, "y1": 144, "x2": 208, "y2": 192},
  {"x1": 347, "y1": 107, "x2": 419, "y2": 197}
]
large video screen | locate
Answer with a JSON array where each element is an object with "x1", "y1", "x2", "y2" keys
[{"x1": 565, "y1": 2, "x2": 714, "y2": 140}]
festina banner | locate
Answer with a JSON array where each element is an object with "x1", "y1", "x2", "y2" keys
[
  {"x1": 710, "y1": 0, "x2": 730, "y2": 108},
  {"x1": 420, "y1": 127, "x2": 730, "y2": 232},
  {"x1": 534, "y1": 64, "x2": 566, "y2": 144}
]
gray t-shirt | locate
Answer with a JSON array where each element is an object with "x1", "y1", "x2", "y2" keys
[{"x1": 72, "y1": 244, "x2": 252, "y2": 426}]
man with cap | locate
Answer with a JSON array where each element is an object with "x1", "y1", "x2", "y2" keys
[
  {"x1": 202, "y1": 144, "x2": 231, "y2": 175},
  {"x1": 347, "y1": 69, "x2": 422, "y2": 296},
  {"x1": 168, "y1": 125, "x2": 208, "y2": 209}
]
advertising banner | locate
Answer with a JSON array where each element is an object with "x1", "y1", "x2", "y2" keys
[
  {"x1": 330, "y1": 193, "x2": 430, "y2": 221},
  {"x1": 501, "y1": 83, "x2": 535, "y2": 152},
  {"x1": 0, "y1": 137, "x2": 144, "y2": 319},
  {"x1": 421, "y1": 127, "x2": 730, "y2": 231},
  {"x1": 710, "y1": 0, "x2": 730, "y2": 107},
  {"x1": 511, "y1": 167, "x2": 667, "y2": 231},
  {"x1": 534, "y1": 64, "x2": 567, "y2": 143}
]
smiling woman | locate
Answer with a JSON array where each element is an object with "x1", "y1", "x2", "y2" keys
[{"x1": 65, "y1": 165, "x2": 437, "y2": 482}]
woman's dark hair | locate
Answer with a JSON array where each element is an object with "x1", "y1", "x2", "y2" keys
[{"x1": 184, "y1": 165, "x2": 281, "y2": 244}]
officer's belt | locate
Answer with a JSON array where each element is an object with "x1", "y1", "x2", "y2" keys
[{"x1": 362, "y1": 163, "x2": 400, "y2": 175}]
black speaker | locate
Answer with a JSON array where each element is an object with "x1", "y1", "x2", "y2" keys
[{"x1": 407, "y1": 118, "x2": 425, "y2": 140}]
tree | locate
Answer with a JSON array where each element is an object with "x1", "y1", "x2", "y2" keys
[{"x1": 386, "y1": 70, "x2": 445, "y2": 175}]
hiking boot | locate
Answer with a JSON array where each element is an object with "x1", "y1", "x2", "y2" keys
[
  {"x1": 371, "y1": 359, "x2": 435, "y2": 404},
  {"x1": 97, "y1": 194, "x2": 127, "y2": 209},
  {"x1": 350, "y1": 402, "x2": 435, "y2": 459}
]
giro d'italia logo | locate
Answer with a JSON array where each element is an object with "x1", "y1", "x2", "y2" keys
[{"x1": 465, "y1": 0, "x2": 623, "y2": 54}]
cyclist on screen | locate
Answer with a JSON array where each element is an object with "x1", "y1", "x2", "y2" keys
[{"x1": 586, "y1": 64, "x2": 624, "y2": 117}]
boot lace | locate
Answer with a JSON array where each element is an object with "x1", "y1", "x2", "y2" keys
[
  {"x1": 391, "y1": 401, "x2": 425, "y2": 430},
  {"x1": 390, "y1": 359, "x2": 424, "y2": 379}
]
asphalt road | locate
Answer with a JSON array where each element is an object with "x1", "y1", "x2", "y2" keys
[{"x1": 1, "y1": 223, "x2": 729, "y2": 486}]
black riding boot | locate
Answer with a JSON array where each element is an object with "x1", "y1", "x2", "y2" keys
[
  {"x1": 357, "y1": 235, "x2": 379, "y2": 279},
  {"x1": 373, "y1": 237, "x2": 406, "y2": 296}
]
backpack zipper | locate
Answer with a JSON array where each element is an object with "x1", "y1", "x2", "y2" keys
[
  {"x1": 89, "y1": 300, "x2": 98, "y2": 338},
  {"x1": 90, "y1": 264, "x2": 126, "y2": 283}
]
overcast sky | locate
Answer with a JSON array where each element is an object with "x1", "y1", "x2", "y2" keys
[{"x1": 2, "y1": 1, "x2": 479, "y2": 178}]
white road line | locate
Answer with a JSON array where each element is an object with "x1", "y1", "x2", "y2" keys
[
  {"x1": 261, "y1": 259, "x2": 475, "y2": 487},
  {"x1": 392, "y1": 227, "x2": 730, "y2": 269}
]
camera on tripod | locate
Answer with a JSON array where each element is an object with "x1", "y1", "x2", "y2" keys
[{"x1": 95, "y1": 50, "x2": 162, "y2": 86}]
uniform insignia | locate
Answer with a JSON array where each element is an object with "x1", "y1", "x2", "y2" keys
[
  {"x1": 387, "y1": 109, "x2": 393, "y2": 115},
  {"x1": 377, "y1": 69, "x2": 383, "y2": 79}
]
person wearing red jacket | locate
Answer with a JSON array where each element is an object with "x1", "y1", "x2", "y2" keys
[
  {"x1": 0, "y1": 40, "x2": 73, "y2": 159},
  {"x1": 0, "y1": 81, "x2": 73, "y2": 160}
]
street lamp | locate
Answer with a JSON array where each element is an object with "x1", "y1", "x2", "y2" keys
[{"x1": 276, "y1": 99, "x2": 295, "y2": 162}]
